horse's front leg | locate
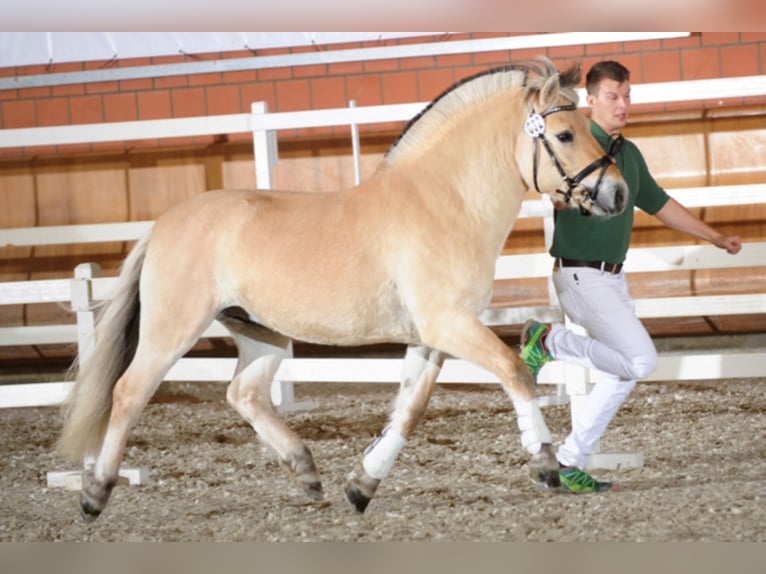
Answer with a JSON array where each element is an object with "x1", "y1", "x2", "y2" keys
[
  {"x1": 345, "y1": 344, "x2": 444, "y2": 513},
  {"x1": 418, "y1": 313, "x2": 560, "y2": 489}
]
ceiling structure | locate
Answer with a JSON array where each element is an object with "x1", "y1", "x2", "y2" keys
[
  {"x1": 0, "y1": 32, "x2": 692, "y2": 92},
  {"x1": 0, "y1": 32, "x2": 443, "y2": 69}
]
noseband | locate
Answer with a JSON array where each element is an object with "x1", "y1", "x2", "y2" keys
[{"x1": 526, "y1": 104, "x2": 623, "y2": 214}]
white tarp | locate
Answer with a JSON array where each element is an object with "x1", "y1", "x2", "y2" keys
[{"x1": 0, "y1": 32, "x2": 445, "y2": 69}]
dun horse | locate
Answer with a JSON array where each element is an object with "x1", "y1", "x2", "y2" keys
[{"x1": 58, "y1": 58, "x2": 627, "y2": 520}]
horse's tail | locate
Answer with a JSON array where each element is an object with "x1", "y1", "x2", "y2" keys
[{"x1": 56, "y1": 233, "x2": 150, "y2": 462}]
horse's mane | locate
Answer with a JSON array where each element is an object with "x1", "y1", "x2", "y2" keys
[{"x1": 384, "y1": 57, "x2": 581, "y2": 164}]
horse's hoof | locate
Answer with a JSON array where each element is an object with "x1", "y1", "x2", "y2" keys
[
  {"x1": 527, "y1": 443, "x2": 561, "y2": 489},
  {"x1": 79, "y1": 496, "x2": 103, "y2": 522},
  {"x1": 302, "y1": 479, "x2": 324, "y2": 502},
  {"x1": 344, "y1": 463, "x2": 381, "y2": 513},
  {"x1": 80, "y1": 491, "x2": 108, "y2": 522},
  {"x1": 345, "y1": 484, "x2": 372, "y2": 513},
  {"x1": 79, "y1": 472, "x2": 114, "y2": 522}
]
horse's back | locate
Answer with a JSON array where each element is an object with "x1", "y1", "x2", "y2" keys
[{"x1": 143, "y1": 188, "x2": 415, "y2": 345}]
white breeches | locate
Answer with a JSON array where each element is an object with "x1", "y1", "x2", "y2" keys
[{"x1": 548, "y1": 266, "x2": 658, "y2": 468}]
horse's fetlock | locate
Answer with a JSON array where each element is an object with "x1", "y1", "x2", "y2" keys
[
  {"x1": 278, "y1": 446, "x2": 323, "y2": 500},
  {"x1": 280, "y1": 445, "x2": 314, "y2": 474}
]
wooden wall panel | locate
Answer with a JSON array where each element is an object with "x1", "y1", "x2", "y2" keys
[
  {"x1": 709, "y1": 124, "x2": 766, "y2": 185},
  {"x1": 31, "y1": 160, "x2": 129, "y2": 273},
  {"x1": 218, "y1": 150, "x2": 257, "y2": 190},
  {"x1": 627, "y1": 122, "x2": 708, "y2": 189},
  {"x1": 0, "y1": 168, "x2": 36, "y2": 278},
  {"x1": 127, "y1": 153, "x2": 208, "y2": 221},
  {"x1": 272, "y1": 143, "x2": 385, "y2": 193}
]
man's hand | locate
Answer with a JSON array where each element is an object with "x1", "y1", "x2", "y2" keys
[{"x1": 714, "y1": 234, "x2": 742, "y2": 255}]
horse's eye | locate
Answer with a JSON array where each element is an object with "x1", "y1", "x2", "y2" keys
[{"x1": 556, "y1": 131, "x2": 574, "y2": 144}]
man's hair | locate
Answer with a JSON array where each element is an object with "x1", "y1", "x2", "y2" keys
[{"x1": 586, "y1": 60, "x2": 630, "y2": 95}]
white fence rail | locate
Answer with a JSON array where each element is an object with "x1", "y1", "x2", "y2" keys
[
  {"x1": 2, "y1": 211, "x2": 764, "y2": 408},
  {"x1": 1, "y1": 77, "x2": 765, "y2": 470}
]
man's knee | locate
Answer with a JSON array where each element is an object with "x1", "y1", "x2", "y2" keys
[{"x1": 628, "y1": 351, "x2": 658, "y2": 380}]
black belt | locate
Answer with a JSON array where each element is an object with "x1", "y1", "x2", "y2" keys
[{"x1": 554, "y1": 257, "x2": 623, "y2": 274}]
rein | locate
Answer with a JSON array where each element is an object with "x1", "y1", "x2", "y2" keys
[{"x1": 526, "y1": 104, "x2": 623, "y2": 215}]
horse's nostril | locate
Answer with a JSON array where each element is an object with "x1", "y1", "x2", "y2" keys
[{"x1": 614, "y1": 185, "x2": 626, "y2": 213}]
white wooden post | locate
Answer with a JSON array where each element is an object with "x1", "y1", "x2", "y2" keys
[
  {"x1": 72, "y1": 262, "x2": 101, "y2": 365},
  {"x1": 48, "y1": 262, "x2": 150, "y2": 488},
  {"x1": 561, "y1": 319, "x2": 593, "y2": 435},
  {"x1": 251, "y1": 100, "x2": 278, "y2": 189},
  {"x1": 271, "y1": 341, "x2": 315, "y2": 413},
  {"x1": 250, "y1": 101, "x2": 313, "y2": 413},
  {"x1": 349, "y1": 100, "x2": 362, "y2": 186},
  {"x1": 537, "y1": 198, "x2": 569, "y2": 407}
]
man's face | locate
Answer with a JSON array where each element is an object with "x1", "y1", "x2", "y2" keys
[{"x1": 587, "y1": 78, "x2": 631, "y2": 135}]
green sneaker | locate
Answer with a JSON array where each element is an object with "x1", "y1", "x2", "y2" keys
[
  {"x1": 520, "y1": 320, "x2": 553, "y2": 382},
  {"x1": 559, "y1": 464, "x2": 614, "y2": 493}
]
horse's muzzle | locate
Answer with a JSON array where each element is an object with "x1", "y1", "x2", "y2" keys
[{"x1": 581, "y1": 177, "x2": 627, "y2": 217}]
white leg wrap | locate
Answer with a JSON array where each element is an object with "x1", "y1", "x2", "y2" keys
[
  {"x1": 513, "y1": 399, "x2": 552, "y2": 455},
  {"x1": 362, "y1": 427, "x2": 407, "y2": 480}
]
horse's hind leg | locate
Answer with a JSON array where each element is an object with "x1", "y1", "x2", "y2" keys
[
  {"x1": 345, "y1": 344, "x2": 444, "y2": 513},
  {"x1": 223, "y1": 324, "x2": 322, "y2": 501},
  {"x1": 78, "y1": 273, "x2": 219, "y2": 522},
  {"x1": 81, "y1": 342, "x2": 198, "y2": 521}
]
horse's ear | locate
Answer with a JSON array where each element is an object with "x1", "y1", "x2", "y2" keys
[{"x1": 538, "y1": 73, "x2": 561, "y2": 109}]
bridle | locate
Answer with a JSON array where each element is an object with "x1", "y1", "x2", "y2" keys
[{"x1": 525, "y1": 103, "x2": 623, "y2": 214}]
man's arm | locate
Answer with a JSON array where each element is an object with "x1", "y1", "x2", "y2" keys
[{"x1": 653, "y1": 197, "x2": 742, "y2": 254}]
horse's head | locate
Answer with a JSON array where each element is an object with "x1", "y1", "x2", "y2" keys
[{"x1": 516, "y1": 59, "x2": 628, "y2": 217}]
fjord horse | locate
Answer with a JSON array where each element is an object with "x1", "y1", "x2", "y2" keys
[{"x1": 58, "y1": 58, "x2": 627, "y2": 520}]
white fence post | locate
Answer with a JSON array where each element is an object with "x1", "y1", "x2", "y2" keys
[
  {"x1": 251, "y1": 101, "x2": 278, "y2": 189},
  {"x1": 349, "y1": 100, "x2": 362, "y2": 186},
  {"x1": 538, "y1": 196, "x2": 570, "y2": 408},
  {"x1": 270, "y1": 341, "x2": 315, "y2": 413},
  {"x1": 250, "y1": 100, "x2": 311, "y2": 412},
  {"x1": 72, "y1": 262, "x2": 101, "y2": 365}
]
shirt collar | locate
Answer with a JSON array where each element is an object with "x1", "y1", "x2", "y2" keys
[
  {"x1": 590, "y1": 120, "x2": 624, "y2": 156},
  {"x1": 589, "y1": 120, "x2": 612, "y2": 147}
]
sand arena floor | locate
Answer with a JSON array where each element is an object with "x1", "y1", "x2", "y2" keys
[{"x1": 1, "y1": 377, "x2": 764, "y2": 542}]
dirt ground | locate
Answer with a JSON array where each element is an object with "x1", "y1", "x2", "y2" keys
[{"x1": 1, "y1": 377, "x2": 764, "y2": 542}]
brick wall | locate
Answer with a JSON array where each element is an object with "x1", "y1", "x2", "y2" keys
[
  {"x1": 2, "y1": 32, "x2": 765, "y2": 355},
  {"x1": 1, "y1": 32, "x2": 766, "y2": 159}
]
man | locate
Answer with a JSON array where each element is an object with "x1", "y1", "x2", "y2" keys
[{"x1": 520, "y1": 60, "x2": 742, "y2": 493}]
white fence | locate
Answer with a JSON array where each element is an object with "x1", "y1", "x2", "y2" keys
[
  {"x1": 2, "y1": 75, "x2": 766, "y2": 468},
  {"x1": 2, "y1": 197, "x2": 764, "y2": 399}
]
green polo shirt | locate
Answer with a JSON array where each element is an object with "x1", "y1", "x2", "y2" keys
[{"x1": 549, "y1": 121, "x2": 670, "y2": 264}]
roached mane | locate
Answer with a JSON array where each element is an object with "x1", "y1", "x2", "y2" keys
[{"x1": 384, "y1": 57, "x2": 582, "y2": 164}]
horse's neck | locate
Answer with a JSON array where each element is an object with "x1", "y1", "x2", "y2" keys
[{"x1": 384, "y1": 112, "x2": 527, "y2": 250}]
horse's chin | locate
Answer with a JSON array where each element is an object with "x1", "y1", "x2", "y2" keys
[
  {"x1": 562, "y1": 198, "x2": 607, "y2": 218},
  {"x1": 580, "y1": 201, "x2": 623, "y2": 218},
  {"x1": 549, "y1": 196, "x2": 602, "y2": 217},
  {"x1": 585, "y1": 203, "x2": 603, "y2": 217}
]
